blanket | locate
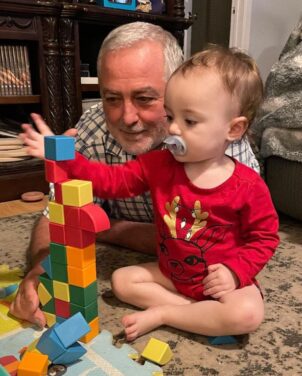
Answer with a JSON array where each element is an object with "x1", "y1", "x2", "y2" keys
[{"x1": 251, "y1": 16, "x2": 302, "y2": 163}]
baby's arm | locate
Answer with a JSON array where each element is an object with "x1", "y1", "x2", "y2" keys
[{"x1": 20, "y1": 113, "x2": 77, "y2": 159}]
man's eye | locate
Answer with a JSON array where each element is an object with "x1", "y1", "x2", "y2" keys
[
  {"x1": 136, "y1": 96, "x2": 154, "y2": 104},
  {"x1": 104, "y1": 97, "x2": 120, "y2": 103}
]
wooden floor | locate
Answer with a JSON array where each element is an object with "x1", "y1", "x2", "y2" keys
[{"x1": 0, "y1": 196, "x2": 48, "y2": 218}]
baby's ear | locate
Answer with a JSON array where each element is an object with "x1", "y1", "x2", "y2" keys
[{"x1": 227, "y1": 116, "x2": 248, "y2": 141}]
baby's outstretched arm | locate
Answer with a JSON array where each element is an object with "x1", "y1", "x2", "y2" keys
[{"x1": 20, "y1": 113, "x2": 77, "y2": 159}]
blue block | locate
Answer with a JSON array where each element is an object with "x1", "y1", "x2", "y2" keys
[
  {"x1": 208, "y1": 335, "x2": 238, "y2": 345},
  {"x1": 54, "y1": 312, "x2": 90, "y2": 348},
  {"x1": 56, "y1": 316, "x2": 67, "y2": 324},
  {"x1": 41, "y1": 254, "x2": 52, "y2": 279},
  {"x1": 44, "y1": 135, "x2": 75, "y2": 161},
  {"x1": 36, "y1": 323, "x2": 66, "y2": 361},
  {"x1": 53, "y1": 342, "x2": 86, "y2": 364}
]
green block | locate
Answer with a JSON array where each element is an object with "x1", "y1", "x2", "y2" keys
[
  {"x1": 42, "y1": 298, "x2": 55, "y2": 314},
  {"x1": 50, "y1": 242, "x2": 67, "y2": 264},
  {"x1": 70, "y1": 300, "x2": 98, "y2": 322},
  {"x1": 0, "y1": 365, "x2": 9, "y2": 376},
  {"x1": 39, "y1": 273, "x2": 53, "y2": 295},
  {"x1": 51, "y1": 262, "x2": 68, "y2": 282},
  {"x1": 70, "y1": 280, "x2": 97, "y2": 306}
]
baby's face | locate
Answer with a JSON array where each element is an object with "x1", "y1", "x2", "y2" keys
[{"x1": 164, "y1": 67, "x2": 240, "y2": 164}]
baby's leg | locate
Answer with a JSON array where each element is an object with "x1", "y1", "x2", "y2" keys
[
  {"x1": 111, "y1": 262, "x2": 193, "y2": 308},
  {"x1": 156, "y1": 284, "x2": 264, "y2": 336},
  {"x1": 111, "y1": 262, "x2": 193, "y2": 341}
]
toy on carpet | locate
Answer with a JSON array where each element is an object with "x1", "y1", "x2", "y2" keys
[{"x1": 38, "y1": 136, "x2": 110, "y2": 344}]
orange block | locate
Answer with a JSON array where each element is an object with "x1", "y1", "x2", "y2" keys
[
  {"x1": 80, "y1": 316, "x2": 100, "y2": 343},
  {"x1": 66, "y1": 244, "x2": 96, "y2": 268},
  {"x1": 17, "y1": 351, "x2": 48, "y2": 375},
  {"x1": 68, "y1": 263, "x2": 96, "y2": 287}
]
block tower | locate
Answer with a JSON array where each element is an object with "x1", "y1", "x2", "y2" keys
[{"x1": 38, "y1": 135, "x2": 110, "y2": 343}]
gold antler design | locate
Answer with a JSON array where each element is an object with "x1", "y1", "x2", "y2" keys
[
  {"x1": 163, "y1": 196, "x2": 180, "y2": 238},
  {"x1": 186, "y1": 200, "x2": 208, "y2": 240}
]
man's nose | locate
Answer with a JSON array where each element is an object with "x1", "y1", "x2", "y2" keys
[{"x1": 122, "y1": 100, "x2": 139, "y2": 125}]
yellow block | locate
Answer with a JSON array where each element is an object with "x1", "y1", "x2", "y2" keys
[
  {"x1": 53, "y1": 280, "x2": 70, "y2": 302},
  {"x1": 141, "y1": 337, "x2": 173, "y2": 366},
  {"x1": 49, "y1": 201, "x2": 65, "y2": 224},
  {"x1": 62, "y1": 179, "x2": 93, "y2": 207},
  {"x1": 80, "y1": 316, "x2": 99, "y2": 343},
  {"x1": 38, "y1": 282, "x2": 52, "y2": 306},
  {"x1": 44, "y1": 312, "x2": 56, "y2": 328}
]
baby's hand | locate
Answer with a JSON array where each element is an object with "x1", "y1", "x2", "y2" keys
[
  {"x1": 19, "y1": 113, "x2": 77, "y2": 159},
  {"x1": 202, "y1": 263, "x2": 239, "y2": 299}
]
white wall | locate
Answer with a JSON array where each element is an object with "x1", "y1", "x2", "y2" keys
[{"x1": 230, "y1": 0, "x2": 302, "y2": 82}]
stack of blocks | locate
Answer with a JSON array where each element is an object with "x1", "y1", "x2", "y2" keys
[{"x1": 39, "y1": 135, "x2": 110, "y2": 343}]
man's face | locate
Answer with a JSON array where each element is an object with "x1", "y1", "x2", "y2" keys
[{"x1": 100, "y1": 41, "x2": 168, "y2": 155}]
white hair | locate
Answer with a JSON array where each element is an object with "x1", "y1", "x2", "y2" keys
[{"x1": 97, "y1": 22, "x2": 183, "y2": 81}]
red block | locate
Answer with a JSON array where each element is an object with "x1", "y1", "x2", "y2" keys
[
  {"x1": 64, "y1": 205, "x2": 81, "y2": 228},
  {"x1": 49, "y1": 222, "x2": 66, "y2": 244},
  {"x1": 80, "y1": 204, "x2": 110, "y2": 233},
  {"x1": 54, "y1": 298, "x2": 70, "y2": 318},
  {"x1": 65, "y1": 225, "x2": 95, "y2": 248},
  {"x1": 45, "y1": 159, "x2": 68, "y2": 183}
]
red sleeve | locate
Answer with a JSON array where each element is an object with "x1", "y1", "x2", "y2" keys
[
  {"x1": 60, "y1": 151, "x2": 149, "y2": 199},
  {"x1": 222, "y1": 179, "x2": 279, "y2": 287}
]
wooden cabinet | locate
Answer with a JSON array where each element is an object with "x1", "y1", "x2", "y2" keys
[{"x1": 0, "y1": 0, "x2": 192, "y2": 202}]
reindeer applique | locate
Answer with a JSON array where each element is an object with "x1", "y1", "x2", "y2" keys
[{"x1": 160, "y1": 196, "x2": 229, "y2": 284}]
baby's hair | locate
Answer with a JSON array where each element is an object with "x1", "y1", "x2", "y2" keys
[{"x1": 173, "y1": 45, "x2": 263, "y2": 124}]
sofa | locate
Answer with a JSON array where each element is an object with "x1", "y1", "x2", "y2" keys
[{"x1": 251, "y1": 16, "x2": 302, "y2": 221}]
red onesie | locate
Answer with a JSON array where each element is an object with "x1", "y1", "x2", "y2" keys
[{"x1": 63, "y1": 150, "x2": 279, "y2": 300}]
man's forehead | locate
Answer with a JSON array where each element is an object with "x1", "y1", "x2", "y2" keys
[{"x1": 101, "y1": 86, "x2": 161, "y2": 95}]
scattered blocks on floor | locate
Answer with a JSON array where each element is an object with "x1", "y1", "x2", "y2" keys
[
  {"x1": 44, "y1": 135, "x2": 75, "y2": 161},
  {"x1": 0, "y1": 355, "x2": 19, "y2": 375},
  {"x1": 207, "y1": 335, "x2": 238, "y2": 345},
  {"x1": 141, "y1": 337, "x2": 173, "y2": 366}
]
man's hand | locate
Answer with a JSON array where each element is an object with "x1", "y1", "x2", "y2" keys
[
  {"x1": 203, "y1": 263, "x2": 239, "y2": 299},
  {"x1": 9, "y1": 269, "x2": 46, "y2": 328},
  {"x1": 19, "y1": 113, "x2": 77, "y2": 159}
]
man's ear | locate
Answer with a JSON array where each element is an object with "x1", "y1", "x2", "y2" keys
[{"x1": 227, "y1": 116, "x2": 248, "y2": 141}]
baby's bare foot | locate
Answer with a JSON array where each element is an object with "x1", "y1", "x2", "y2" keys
[{"x1": 121, "y1": 306, "x2": 164, "y2": 341}]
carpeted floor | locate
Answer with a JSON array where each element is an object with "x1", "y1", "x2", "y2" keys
[{"x1": 0, "y1": 212, "x2": 301, "y2": 375}]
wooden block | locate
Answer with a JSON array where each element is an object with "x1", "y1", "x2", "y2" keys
[
  {"x1": 69, "y1": 280, "x2": 97, "y2": 307},
  {"x1": 65, "y1": 226, "x2": 95, "y2": 248},
  {"x1": 44, "y1": 312, "x2": 56, "y2": 328},
  {"x1": 42, "y1": 299, "x2": 55, "y2": 315},
  {"x1": 64, "y1": 206, "x2": 81, "y2": 228},
  {"x1": 141, "y1": 337, "x2": 173, "y2": 365},
  {"x1": 53, "y1": 312, "x2": 90, "y2": 348},
  {"x1": 36, "y1": 324, "x2": 65, "y2": 362},
  {"x1": 66, "y1": 244, "x2": 96, "y2": 269},
  {"x1": 49, "y1": 201, "x2": 65, "y2": 225},
  {"x1": 39, "y1": 273, "x2": 54, "y2": 295},
  {"x1": 51, "y1": 262, "x2": 68, "y2": 283},
  {"x1": 68, "y1": 263, "x2": 96, "y2": 288},
  {"x1": 50, "y1": 242, "x2": 67, "y2": 265},
  {"x1": 38, "y1": 282, "x2": 52, "y2": 306},
  {"x1": 54, "y1": 298, "x2": 70, "y2": 319},
  {"x1": 49, "y1": 223, "x2": 66, "y2": 245},
  {"x1": 80, "y1": 316, "x2": 100, "y2": 344},
  {"x1": 53, "y1": 280, "x2": 70, "y2": 302},
  {"x1": 17, "y1": 351, "x2": 48, "y2": 375},
  {"x1": 70, "y1": 300, "x2": 98, "y2": 323},
  {"x1": 44, "y1": 135, "x2": 75, "y2": 161},
  {"x1": 40, "y1": 255, "x2": 52, "y2": 279},
  {"x1": 44, "y1": 159, "x2": 68, "y2": 183},
  {"x1": 62, "y1": 180, "x2": 93, "y2": 207},
  {"x1": 79, "y1": 204, "x2": 110, "y2": 233}
]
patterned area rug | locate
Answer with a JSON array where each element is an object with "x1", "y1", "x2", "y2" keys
[{"x1": 0, "y1": 212, "x2": 301, "y2": 376}]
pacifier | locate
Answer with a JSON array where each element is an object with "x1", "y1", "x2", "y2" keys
[{"x1": 163, "y1": 135, "x2": 187, "y2": 156}]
